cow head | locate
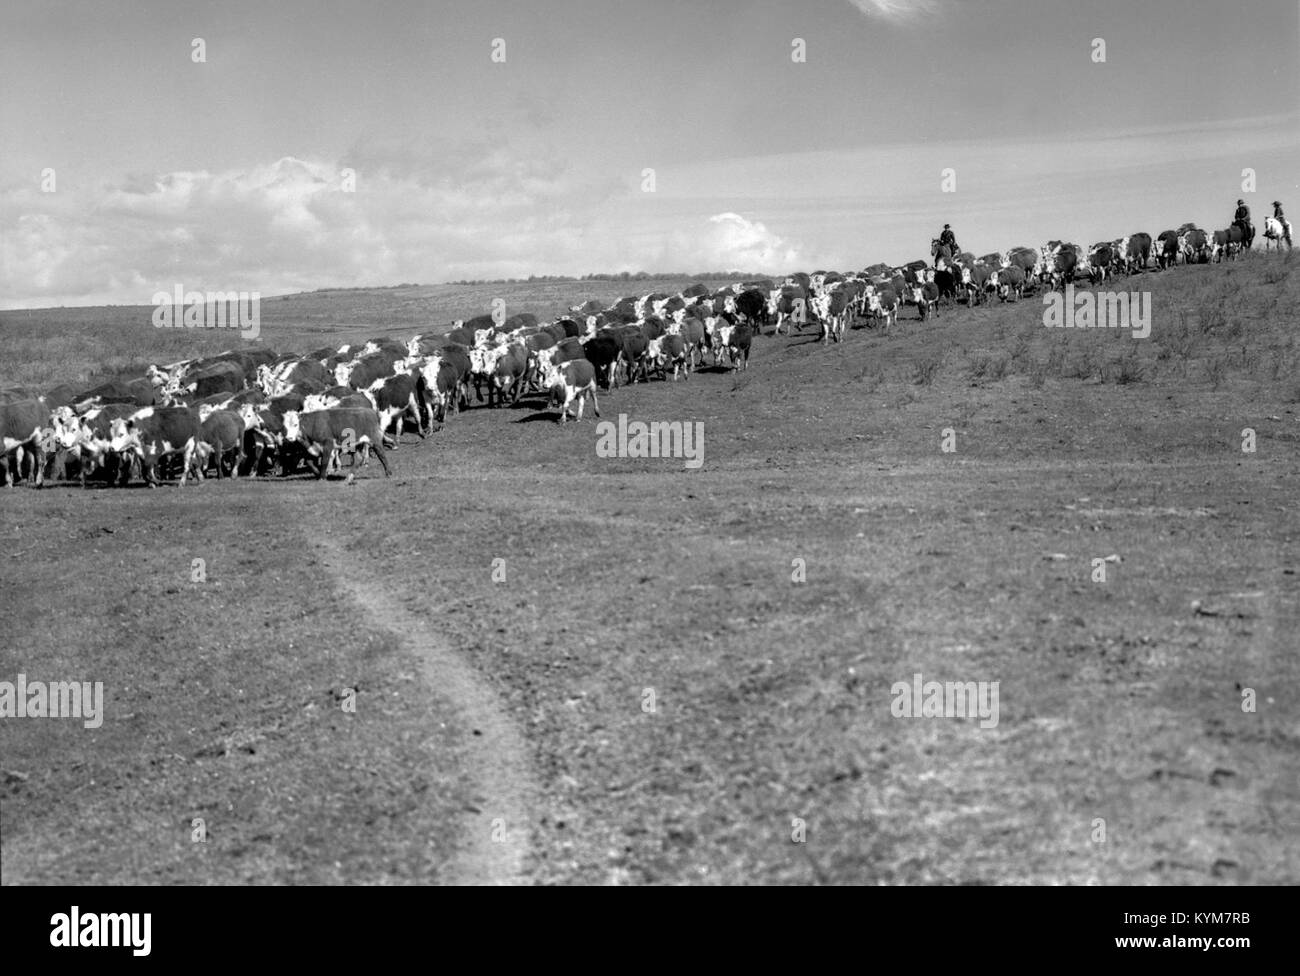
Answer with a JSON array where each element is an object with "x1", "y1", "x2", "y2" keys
[
  {"x1": 237, "y1": 403, "x2": 264, "y2": 432},
  {"x1": 108, "y1": 417, "x2": 140, "y2": 455},
  {"x1": 281, "y1": 410, "x2": 301, "y2": 443},
  {"x1": 47, "y1": 406, "x2": 81, "y2": 450},
  {"x1": 334, "y1": 361, "x2": 355, "y2": 387},
  {"x1": 419, "y1": 356, "x2": 444, "y2": 390}
]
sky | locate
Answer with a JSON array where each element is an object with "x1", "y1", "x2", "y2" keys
[{"x1": 2, "y1": 0, "x2": 1297, "y2": 308}]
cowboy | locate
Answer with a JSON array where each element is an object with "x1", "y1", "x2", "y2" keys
[
  {"x1": 938, "y1": 223, "x2": 958, "y2": 253},
  {"x1": 1272, "y1": 201, "x2": 1292, "y2": 246},
  {"x1": 1233, "y1": 199, "x2": 1252, "y2": 238}
]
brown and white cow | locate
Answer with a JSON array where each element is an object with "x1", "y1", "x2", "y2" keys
[{"x1": 541, "y1": 359, "x2": 600, "y2": 423}]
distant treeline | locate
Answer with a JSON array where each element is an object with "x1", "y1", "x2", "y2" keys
[
  {"x1": 297, "y1": 271, "x2": 767, "y2": 295},
  {"x1": 448, "y1": 271, "x2": 764, "y2": 285}
]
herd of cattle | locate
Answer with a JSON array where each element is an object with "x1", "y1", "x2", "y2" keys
[{"x1": 0, "y1": 220, "x2": 1285, "y2": 489}]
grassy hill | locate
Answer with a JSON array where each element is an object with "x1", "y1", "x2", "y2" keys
[{"x1": 2, "y1": 252, "x2": 1297, "y2": 884}]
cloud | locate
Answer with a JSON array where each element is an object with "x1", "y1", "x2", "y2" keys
[
  {"x1": 683, "y1": 213, "x2": 800, "y2": 271},
  {"x1": 845, "y1": 0, "x2": 941, "y2": 23},
  {"x1": 0, "y1": 149, "x2": 808, "y2": 307}
]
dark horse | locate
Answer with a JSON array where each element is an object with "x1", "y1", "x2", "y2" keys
[
  {"x1": 1232, "y1": 219, "x2": 1255, "y2": 252},
  {"x1": 931, "y1": 238, "x2": 955, "y2": 267}
]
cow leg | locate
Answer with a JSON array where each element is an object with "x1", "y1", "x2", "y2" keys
[
  {"x1": 368, "y1": 441, "x2": 392, "y2": 477},
  {"x1": 30, "y1": 443, "x2": 45, "y2": 488}
]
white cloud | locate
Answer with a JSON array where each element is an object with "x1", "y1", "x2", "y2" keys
[
  {"x1": 846, "y1": 0, "x2": 941, "y2": 23},
  {"x1": 0, "y1": 151, "x2": 811, "y2": 307},
  {"x1": 687, "y1": 212, "x2": 800, "y2": 271}
]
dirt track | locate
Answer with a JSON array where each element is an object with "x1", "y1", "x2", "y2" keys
[{"x1": 3, "y1": 258, "x2": 1298, "y2": 884}]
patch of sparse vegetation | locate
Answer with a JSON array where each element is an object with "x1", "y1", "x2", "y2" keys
[
  {"x1": 852, "y1": 362, "x2": 886, "y2": 392},
  {"x1": 912, "y1": 353, "x2": 942, "y2": 386},
  {"x1": 1026, "y1": 359, "x2": 1048, "y2": 389},
  {"x1": 1204, "y1": 355, "x2": 1229, "y2": 390},
  {"x1": 1104, "y1": 347, "x2": 1148, "y2": 385}
]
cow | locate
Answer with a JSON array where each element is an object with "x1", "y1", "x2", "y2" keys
[
  {"x1": 677, "y1": 316, "x2": 709, "y2": 372},
  {"x1": 109, "y1": 407, "x2": 203, "y2": 488},
  {"x1": 915, "y1": 278, "x2": 946, "y2": 321},
  {"x1": 417, "y1": 357, "x2": 466, "y2": 423},
  {"x1": 1180, "y1": 228, "x2": 1209, "y2": 264},
  {"x1": 581, "y1": 331, "x2": 622, "y2": 389},
  {"x1": 365, "y1": 373, "x2": 426, "y2": 441},
  {"x1": 614, "y1": 326, "x2": 650, "y2": 386},
  {"x1": 960, "y1": 263, "x2": 993, "y2": 303},
  {"x1": 335, "y1": 351, "x2": 402, "y2": 390},
  {"x1": 541, "y1": 359, "x2": 600, "y2": 423},
  {"x1": 72, "y1": 378, "x2": 158, "y2": 413},
  {"x1": 1155, "y1": 230, "x2": 1180, "y2": 269},
  {"x1": 930, "y1": 267, "x2": 958, "y2": 307},
  {"x1": 646, "y1": 333, "x2": 690, "y2": 380},
  {"x1": 867, "y1": 286, "x2": 901, "y2": 330},
  {"x1": 473, "y1": 343, "x2": 529, "y2": 407},
  {"x1": 992, "y1": 265, "x2": 1026, "y2": 301},
  {"x1": 716, "y1": 321, "x2": 754, "y2": 370},
  {"x1": 812, "y1": 288, "x2": 849, "y2": 343},
  {"x1": 771, "y1": 284, "x2": 809, "y2": 336},
  {"x1": 733, "y1": 288, "x2": 768, "y2": 331},
  {"x1": 1121, "y1": 232, "x2": 1152, "y2": 274},
  {"x1": 1087, "y1": 243, "x2": 1115, "y2": 284},
  {"x1": 257, "y1": 358, "x2": 333, "y2": 397},
  {"x1": 302, "y1": 390, "x2": 373, "y2": 413},
  {"x1": 282, "y1": 408, "x2": 392, "y2": 479},
  {"x1": 196, "y1": 409, "x2": 246, "y2": 479},
  {"x1": 162, "y1": 360, "x2": 246, "y2": 402},
  {"x1": 1, "y1": 399, "x2": 51, "y2": 487},
  {"x1": 1211, "y1": 227, "x2": 1245, "y2": 262},
  {"x1": 53, "y1": 403, "x2": 137, "y2": 486}
]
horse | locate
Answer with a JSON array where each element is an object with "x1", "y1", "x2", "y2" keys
[
  {"x1": 1263, "y1": 216, "x2": 1293, "y2": 251},
  {"x1": 931, "y1": 238, "x2": 955, "y2": 268},
  {"x1": 1231, "y1": 218, "x2": 1255, "y2": 253}
]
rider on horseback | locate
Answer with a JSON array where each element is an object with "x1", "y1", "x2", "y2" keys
[
  {"x1": 1233, "y1": 199, "x2": 1253, "y2": 241},
  {"x1": 939, "y1": 224, "x2": 958, "y2": 254},
  {"x1": 1271, "y1": 201, "x2": 1293, "y2": 247}
]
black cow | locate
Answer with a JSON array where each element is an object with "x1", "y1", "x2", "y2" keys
[
  {"x1": 582, "y1": 332, "x2": 621, "y2": 389},
  {"x1": 1, "y1": 398, "x2": 51, "y2": 487},
  {"x1": 734, "y1": 288, "x2": 768, "y2": 330}
]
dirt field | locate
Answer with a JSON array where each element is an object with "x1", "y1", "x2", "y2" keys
[{"x1": 2, "y1": 256, "x2": 1298, "y2": 884}]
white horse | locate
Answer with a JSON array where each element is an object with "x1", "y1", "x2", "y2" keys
[{"x1": 1262, "y1": 216, "x2": 1292, "y2": 252}]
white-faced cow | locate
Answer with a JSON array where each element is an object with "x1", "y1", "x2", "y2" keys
[
  {"x1": 109, "y1": 407, "x2": 203, "y2": 488},
  {"x1": 282, "y1": 408, "x2": 392, "y2": 479},
  {"x1": 541, "y1": 359, "x2": 600, "y2": 423}
]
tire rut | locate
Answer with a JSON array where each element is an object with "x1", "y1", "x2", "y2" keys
[{"x1": 314, "y1": 533, "x2": 534, "y2": 885}]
